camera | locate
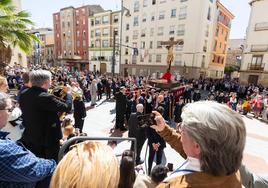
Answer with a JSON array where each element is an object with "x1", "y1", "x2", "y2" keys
[{"x1": 137, "y1": 113, "x2": 156, "y2": 127}]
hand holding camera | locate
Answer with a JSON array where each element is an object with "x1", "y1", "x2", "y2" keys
[{"x1": 150, "y1": 111, "x2": 166, "y2": 132}]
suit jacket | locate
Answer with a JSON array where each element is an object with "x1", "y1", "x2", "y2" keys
[
  {"x1": 20, "y1": 86, "x2": 72, "y2": 147},
  {"x1": 128, "y1": 112, "x2": 146, "y2": 139},
  {"x1": 156, "y1": 125, "x2": 242, "y2": 188}
]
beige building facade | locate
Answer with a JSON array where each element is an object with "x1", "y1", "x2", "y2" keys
[
  {"x1": 120, "y1": 0, "x2": 232, "y2": 78},
  {"x1": 88, "y1": 10, "x2": 121, "y2": 74},
  {"x1": 10, "y1": 0, "x2": 27, "y2": 67},
  {"x1": 240, "y1": 0, "x2": 268, "y2": 86}
]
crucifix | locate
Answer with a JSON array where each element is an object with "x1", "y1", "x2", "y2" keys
[{"x1": 161, "y1": 37, "x2": 184, "y2": 72}]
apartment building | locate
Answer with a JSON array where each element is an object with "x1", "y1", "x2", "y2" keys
[
  {"x1": 240, "y1": 0, "x2": 268, "y2": 86},
  {"x1": 120, "y1": 0, "x2": 222, "y2": 78},
  {"x1": 53, "y1": 5, "x2": 104, "y2": 71},
  {"x1": 207, "y1": 1, "x2": 234, "y2": 78},
  {"x1": 89, "y1": 10, "x2": 121, "y2": 74},
  {"x1": 28, "y1": 28, "x2": 55, "y2": 65}
]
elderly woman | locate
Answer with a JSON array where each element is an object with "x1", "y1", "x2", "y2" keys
[
  {"x1": 151, "y1": 101, "x2": 246, "y2": 188},
  {"x1": 50, "y1": 141, "x2": 119, "y2": 188}
]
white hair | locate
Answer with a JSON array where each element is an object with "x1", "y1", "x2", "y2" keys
[
  {"x1": 181, "y1": 101, "x2": 246, "y2": 176},
  {"x1": 30, "y1": 70, "x2": 51, "y2": 87},
  {"x1": 136, "y1": 104, "x2": 144, "y2": 113}
]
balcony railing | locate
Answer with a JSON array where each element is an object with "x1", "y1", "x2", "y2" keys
[
  {"x1": 255, "y1": 22, "x2": 268, "y2": 31},
  {"x1": 251, "y1": 45, "x2": 268, "y2": 52},
  {"x1": 247, "y1": 63, "x2": 265, "y2": 71}
]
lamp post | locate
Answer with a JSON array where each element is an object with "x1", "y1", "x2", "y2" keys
[{"x1": 119, "y1": 0, "x2": 131, "y2": 75}]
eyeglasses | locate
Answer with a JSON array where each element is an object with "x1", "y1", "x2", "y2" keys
[{"x1": 0, "y1": 107, "x2": 14, "y2": 113}]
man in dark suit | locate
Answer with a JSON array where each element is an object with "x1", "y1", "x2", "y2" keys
[
  {"x1": 20, "y1": 70, "x2": 72, "y2": 162},
  {"x1": 128, "y1": 103, "x2": 146, "y2": 164},
  {"x1": 115, "y1": 86, "x2": 127, "y2": 131}
]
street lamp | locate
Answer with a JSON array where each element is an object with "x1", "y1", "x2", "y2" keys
[{"x1": 118, "y1": 0, "x2": 131, "y2": 75}]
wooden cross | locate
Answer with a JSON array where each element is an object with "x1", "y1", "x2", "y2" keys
[{"x1": 161, "y1": 37, "x2": 184, "y2": 72}]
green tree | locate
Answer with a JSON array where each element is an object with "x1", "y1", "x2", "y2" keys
[{"x1": 0, "y1": 0, "x2": 39, "y2": 74}]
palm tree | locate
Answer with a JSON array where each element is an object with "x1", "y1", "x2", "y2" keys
[{"x1": 0, "y1": 0, "x2": 39, "y2": 74}]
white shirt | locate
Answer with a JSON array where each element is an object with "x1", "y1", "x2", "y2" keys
[{"x1": 164, "y1": 157, "x2": 201, "y2": 182}]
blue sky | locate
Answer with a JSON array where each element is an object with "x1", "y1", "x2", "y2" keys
[{"x1": 21, "y1": 0, "x2": 250, "y2": 39}]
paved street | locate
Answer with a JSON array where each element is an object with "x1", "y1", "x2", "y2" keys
[{"x1": 79, "y1": 98, "x2": 268, "y2": 175}]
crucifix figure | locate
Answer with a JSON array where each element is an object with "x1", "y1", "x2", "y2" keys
[{"x1": 161, "y1": 37, "x2": 184, "y2": 72}]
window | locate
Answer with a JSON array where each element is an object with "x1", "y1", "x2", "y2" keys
[
  {"x1": 125, "y1": 36, "x2": 129, "y2": 43},
  {"x1": 158, "y1": 27, "x2": 164, "y2": 36},
  {"x1": 169, "y1": 25, "x2": 175, "y2": 35},
  {"x1": 205, "y1": 24, "x2": 209, "y2": 37},
  {"x1": 102, "y1": 28, "x2": 109, "y2": 36},
  {"x1": 141, "y1": 41, "x2": 145, "y2": 49},
  {"x1": 152, "y1": 0, "x2": 156, "y2": 5},
  {"x1": 159, "y1": 11, "x2": 165, "y2": 20},
  {"x1": 157, "y1": 41, "x2": 162, "y2": 48},
  {"x1": 102, "y1": 40, "x2": 109, "y2": 47},
  {"x1": 75, "y1": 10, "x2": 79, "y2": 16},
  {"x1": 160, "y1": 0, "x2": 166, "y2": 3},
  {"x1": 95, "y1": 29, "x2": 101, "y2": 37},
  {"x1": 175, "y1": 54, "x2": 182, "y2": 65},
  {"x1": 62, "y1": 22, "x2": 65, "y2": 28},
  {"x1": 251, "y1": 55, "x2": 263, "y2": 66},
  {"x1": 67, "y1": 41, "x2": 72, "y2": 47},
  {"x1": 114, "y1": 15, "x2": 119, "y2": 23},
  {"x1": 207, "y1": 7, "x2": 211, "y2": 21},
  {"x1": 77, "y1": 31, "x2": 80, "y2": 37},
  {"x1": 203, "y1": 40, "x2": 207, "y2": 52},
  {"x1": 179, "y1": 6, "x2": 187, "y2": 20},
  {"x1": 91, "y1": 19, "x2": 94, "y2": 26},
  {"x1": 143, "y1": 0, "x2": 148, "y2": 7},
  {"x1": 149, "y1": 54, "x2": 152, "y2": 62},
  {"x1": 96, "y1": 40, "x2": 101, "y2": 47},
  {"x1": 175, "y1": 44, "x2": 183, "y2": 51},
  {"x1": 214, "y1": 41, "x2": 217, "y2": 51},
  {"x1": 102, "y1": 15, "x2": 109, "y2": 24},
  {"x1": 177, "y1": 24, "x2": 185, "y2": 36},
  {"x1": 134, "y1": 1, "x2": 140, "y2": 12},
  {"x1": 76, "y1": 20, "x2": 80, "y2": 26},
  {"x1": 67, "y1": 22, "x2": 70, "y2": 27},
  {"x1": 210, "y1": 0, "x2": 213, "y2": 3},
  {"x1": 171, "y1": 9, "x2": 176, "y2": 18},
  {"x1": 216, "y1": 27, "x2": 219, "y2": 36},
  {"x1": 126, "y1": 23, "x2": 130, "y2": 30},
  {"x1": 225, "y1": 31, "x2": 228, "y2": 41},
  {"x1": 83, "y1": 40, "x2": 86, "y2": 47},
  {"x1": 95, "y1": 17, "x2": 101, "y2": 25},
  {"x1": 150, "y1": 41, "x2": 153, "y2": 48},
  {"x1": 83, "y1": 30, "x2": 86, "y2": 38},
  {"x1": 77, "y1": 41, "x2": 80, "y2": 47},
  {"x1": 150, "y1": 28, "x2": 154, "y2": 36},
  {"x1": 180, "y1": 0, "x2": 187, "y2": 2},
  {"x1": 142, "y1": 14, "x2": 147, "y2": 22},
  {"x1": 141, "y1": 29, "x2": 146, "y2": 37},
  {"x1": 156, "y1": 55, "x2": 161, "y2": 62},
  {"x1": 133, "y1": 30, "x2": 139, "y2": 39},
  {"x1": 133, "y1": 16, "x2": 139, "y2": 26},
  {"x1": 151, "y1": 14, "x2": 155, "y2": 21},
  {"x1": 91, "y1": 31, "x2": 94, "y2": 37}
]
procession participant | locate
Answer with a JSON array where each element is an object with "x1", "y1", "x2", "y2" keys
[{"x1": 19, "y1": 70, "x2": 72, "y2": 161}]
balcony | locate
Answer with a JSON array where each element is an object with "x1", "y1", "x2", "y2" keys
[
  {"x1": 255, "y1": 22, "x2": 268, "y2": 31},
  {"x1": 251, "y1": 45, "x2": 268, "y2": 52},
  {"x1": 247, "y1": 63, "x2": 265, "y2": 71},
  {"x1": 218, "y1": 15, "x2": 231, "y2": 28}
]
